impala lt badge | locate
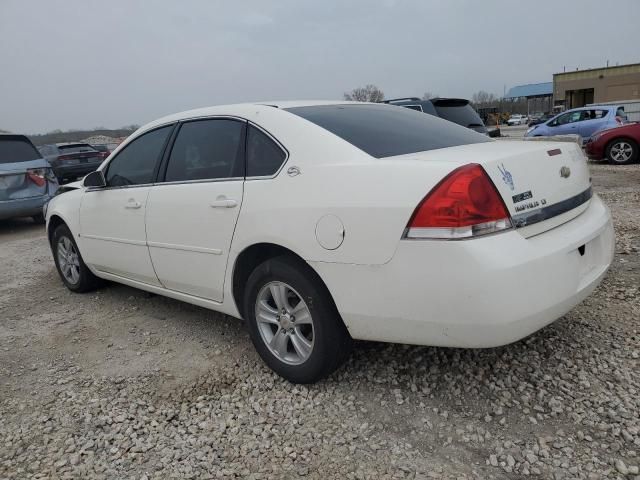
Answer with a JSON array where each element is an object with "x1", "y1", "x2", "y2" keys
[
  {"x1": 560, "y1": 166, "x2": 571, "y2": 178},
  {"x1": 498, "y1": 163, "x2": 514, "y2": 191}
]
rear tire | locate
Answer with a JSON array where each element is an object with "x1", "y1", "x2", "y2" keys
[
  {"x1": 51, "y1": 224, "x2": 102, "y2": 292},
  {"x1": 606, "y1": 138, "x2": 638, "y2": 165},
  {"x1": 243, "y1": 255, "x2": 352, "y2": 383}
]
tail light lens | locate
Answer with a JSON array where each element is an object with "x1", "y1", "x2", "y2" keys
[
  {"x1": 57, "y1": 154, "x2": 75, "y2": 162},
  {"x1": 26, "y1": 168, "x2": 47, "y2": 187},
  {"x1": 404, "y1": 164, "x2": 512, "y2": 240}
]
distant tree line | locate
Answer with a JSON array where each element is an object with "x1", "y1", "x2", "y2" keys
[{"x1": 28, "y1": 126, "x2": 139, "y2": 146}]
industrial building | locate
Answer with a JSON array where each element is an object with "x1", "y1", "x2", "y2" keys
[{"x1": 553, "y1": 62, "x2": 640, "y2": 109}]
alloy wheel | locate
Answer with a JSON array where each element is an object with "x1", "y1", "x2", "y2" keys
[
  {"x1": 57, "y1": 236, "x2": 81, "y2": 284},
  {"x1": 255, "y1": 281, "x2": 314, "y2": 365},
  {"x1": 610, "y1": 141, "x2": 634, "y2": 163}
]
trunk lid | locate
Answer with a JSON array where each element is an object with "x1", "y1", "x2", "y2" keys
[
  {"x1": 403, "y1": 140, "x2": 592, "y2": 237},
  {"x1": 0, "y1": 159, "x2": 51, "y2": 201}
]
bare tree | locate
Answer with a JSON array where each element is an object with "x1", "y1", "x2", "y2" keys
[
  {"x1": 471, "y1": 90, "x2": 498, "y2": 107},
  {"x1": 422, "y1": 92, "x2": 439, "y2": 100},
  {"x1": 344, "y1": 84, "x2": 384, "y2": 102}
]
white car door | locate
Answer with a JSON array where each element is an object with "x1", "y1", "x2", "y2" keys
[
  {"x1": 79, "y1": 125, "x2": 174, "y2": 286},
  {"x1": 145, "y1": 118, "x2": 246, "y2": 302}
]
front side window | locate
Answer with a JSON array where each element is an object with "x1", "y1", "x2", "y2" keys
[
  {"x1": 246, "y1": 125, "x2": 286, "y2": 177},
  {"x1": 105, "y1": 125, "x2": 172, "y2": 187},
  {"x1": 164, "y1": 119, "x2": 245, "y2": 182}
]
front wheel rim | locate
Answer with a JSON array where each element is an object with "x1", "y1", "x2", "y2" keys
[
  {"x1": 255, "y1": 281, "x2": 314, "y2": 365},
  {"x1": 57, "y1": 236, "x2": 81, "y2": 284},
  {"x1": 610, "y1": 142, "x2": 633, "y2": 162}
]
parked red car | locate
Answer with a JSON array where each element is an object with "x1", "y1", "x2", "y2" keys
[{"x1": 585, "y1": 123, "x2": 640, "y2": 165}]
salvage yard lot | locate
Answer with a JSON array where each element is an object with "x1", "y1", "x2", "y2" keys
[{"x1": 1, "y1": 163, "x2": 639, "y2": 479}]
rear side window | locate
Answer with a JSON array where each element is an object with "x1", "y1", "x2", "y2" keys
[
  {"x1": 247, "y1": 125, "x2": 287, "y2": 177},
  {"x1": 285, "y1": 104, "x2": 490, "y2": 158},
  {"x1": 106, "y1": 125, "x2": 172, "y2": 187},
  {"x1": 164, "y1": 119, "x2": 245, "y2": 182},
  {"x1": 0, "y1": 136, "x2": 41, "y2": 164}
]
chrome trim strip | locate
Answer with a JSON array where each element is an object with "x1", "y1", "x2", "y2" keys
[
  {"x1": 147, "y1": 241, "x2": 222, "y2": 255},
  {"x1": 79, "y1": 234, "x2": 147, "y2": 246},
  {"x1": 153, "y1": 177, "x2": 244, "y2": 187},
  {"x1": 512, "y1": 186, "x2": 593, "y2": 228}
]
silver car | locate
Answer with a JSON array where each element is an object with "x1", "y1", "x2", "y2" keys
[{"x1": 0, "y1": 134, "x2": 58, "y2": 223}]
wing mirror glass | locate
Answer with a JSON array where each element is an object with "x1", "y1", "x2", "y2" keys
[{"x1": 83, "y1": 170, "x2": 106, "y2": 188}]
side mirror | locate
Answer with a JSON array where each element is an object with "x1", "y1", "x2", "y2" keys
[{"x1": 83, "y1": 170, "x2": 106, "y2": 188}]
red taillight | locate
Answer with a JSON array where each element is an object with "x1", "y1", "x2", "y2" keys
[
  {"x1": 57, "y1": 154, "x2": 75, "y2": 162},
  {"x1": 405, "y1": 163, "x2": 512, "y2": 239},
  {"x1": 26, "y1": 169, "x2": 47, "y2": 187}
]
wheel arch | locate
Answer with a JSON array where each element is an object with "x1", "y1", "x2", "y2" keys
[
  {"x1": 605, "y1": 135, "x2": 638, "y2": 150},
  {"x1": 231, "y1": 242, "x2": 337, "y2": 320},
  {"x1": 47, "y1": 214, "x2": 68, "y2": 245}
]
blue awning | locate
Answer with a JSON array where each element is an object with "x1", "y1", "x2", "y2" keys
[{"x1": 504, "y1": 82, "x2": 553, "y2": 99}]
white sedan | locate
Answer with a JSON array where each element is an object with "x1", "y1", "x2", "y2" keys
[
  {"x1": 507, "y1": 114, "x2": 527, "y2": 126},
  {"x1": 45, "y1": 101, "x2": 614, "y2": 383}
]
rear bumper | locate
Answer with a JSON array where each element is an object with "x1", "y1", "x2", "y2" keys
[
  {"x1": 311, "y1": 195, "x2": 614, "y2": 348},
  {"x1": 53, "y1": 162, "x2": 102, "y2": 179},
  {"x1": 0, "y1": 194, "x2": 52, "y2": 220}
]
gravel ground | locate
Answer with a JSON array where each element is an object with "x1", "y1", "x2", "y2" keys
[{"x1": 1, "y1": 162, "x2": 639, "y2": 480}]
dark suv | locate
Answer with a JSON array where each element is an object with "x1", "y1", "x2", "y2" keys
[
  {"x1": 381, "y1": 97, "x2": 499, "y2": 137},
  {"x1": 38, "y1": 142, "x2": 103, "y2": 183}
]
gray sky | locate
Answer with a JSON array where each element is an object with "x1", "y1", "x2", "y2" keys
[{"x1": 1, "y1": 0, "x2": 638, "y2": 134}]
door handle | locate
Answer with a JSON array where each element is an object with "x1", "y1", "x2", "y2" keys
[
  {"x1": 210, "y1": 197, "x2": 238, "y2": 208},
  {"x1": 125, "y1": 199, "x2": 141, "y2": 209}
]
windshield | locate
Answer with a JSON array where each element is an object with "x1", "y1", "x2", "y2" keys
[
  {"x1": 285, "y1": 104, "x2": 490, "y2": 159},
  {"x1": 0, "y1": 136, "x2": 42, "y2": 164}
]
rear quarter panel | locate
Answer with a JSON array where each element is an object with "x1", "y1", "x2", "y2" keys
[{"x1": 229, "y1": 107, "x2": 461, "y2": 266}]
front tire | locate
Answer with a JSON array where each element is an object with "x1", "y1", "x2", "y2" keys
[
  {"x1": 52, "y1": 224, "x2": 102, "y2": 292},
  {"x1": 606, "y1": 138, "x2": 638, "y2": 165},
  {"x1": 244, "y1": 256, "x2": 352, "y2": 383}
]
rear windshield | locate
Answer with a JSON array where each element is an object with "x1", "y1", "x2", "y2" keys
[
  {"x1": 432, "y1": 100, "x2": 485, "y2": 128},
  {"x1": 0, "y1": 136, "x2": 42, "y2": 164},
  {"x1": 285, "y1": 104, "x2": 490, "y2": 158},
  {"x1": 59, "y1": 143, "x2": 97, "y2": 153}
]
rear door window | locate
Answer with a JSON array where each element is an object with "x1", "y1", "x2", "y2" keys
[
  {"x1": 285, "y1": 104, "x2": 489, "y2": 159},
  {"x1": 0, "y1": 136, "x2": 41, "y2": 163},
  {"x1": 105, "y1": 125, "x2": 173, "y2": 187},
  {"x1": 163, "y1": 119, "x2": 245, "y2": 182},
  {"x1": 246, "y1": 125, "x2": 287, "y2": 177}
]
